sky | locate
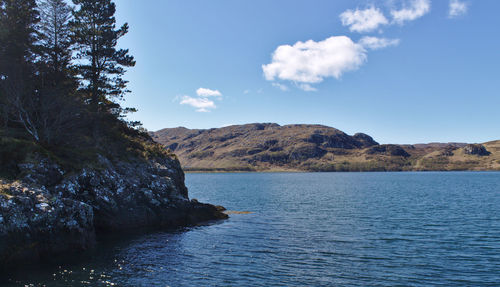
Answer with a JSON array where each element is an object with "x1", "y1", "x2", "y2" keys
[{"x1": 114, "y1": 0, "x2": 500, "y2": 144}]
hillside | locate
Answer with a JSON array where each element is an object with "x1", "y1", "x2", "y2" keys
[{"x1": 152, "y1": 123, "x2": 500, "y2": 172}]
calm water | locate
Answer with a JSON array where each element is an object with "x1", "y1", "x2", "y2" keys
[{"x1": 3, "y1": 172, "x2": 500, "y2": 286}]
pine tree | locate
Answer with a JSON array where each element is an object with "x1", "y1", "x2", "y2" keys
[
  {"x1": 35, "y1": 0, "x2": 84, "y2": 145},
  {"x1": 0, "y1": 0, "x2": 40, "y2": 138},
  {"x1": 38, "y1": 0, "x2": 72, "y2": 74},
  {"x1": 70, "y1": 0, "x2": 135, "y2": 118}
]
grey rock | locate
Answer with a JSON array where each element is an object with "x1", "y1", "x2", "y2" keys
[
  {"x1": 366, "y1": 144, "x2": 410, "y2": 157},
  {"x1": 463, "y1": 144, "x2": 490, "y2": 156},
  {"x1": 0, "y1": 153, "x2": 227, "y2": 265}
]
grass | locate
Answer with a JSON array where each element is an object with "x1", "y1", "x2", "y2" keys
[
  {"x1": 0, "y1": 181, "x2": 13, "y2": 197},
  {"x1": 416, "y1": 156, "x2": 450, "y2": 170},
  {"x1": 0, "y1": 122, "x2": 177, "y2": 180},
  {"x1": 0, "y1": 136, "x2": 48, "y2": 179},
  {"x1": 302, "y1": 158, "x2": 412, "y2": 172}
]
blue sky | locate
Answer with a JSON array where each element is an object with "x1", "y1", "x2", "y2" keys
[{"x1": 114, "y1": 0, "x2": 500, "y2": 144}]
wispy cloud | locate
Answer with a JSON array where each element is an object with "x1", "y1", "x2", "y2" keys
[
  {"x1": 180, "y1": 96, "x2": 216, "y2": 112},
  {"x1": 263, "y1": 36, "x2": 366, "y2": 85},
  {"x1": 391, "y1": 0, "x2": 431, "y2": 24},
  {"x1": 359, "y1": 36, "x2": 400, "y2": 50},
  {"x1": 272, "y1": 82, "x2": 289, "y2": 91},
  {"x1": 449, "y1": 0, "x2": 467, "y2": 18},
  {"x1": 298, "y1": 83, "x2": 317, "y2": 92},
  {"x1": 340, "y1": 6, "x2": 389, "y2": 33},
  {"x1": 196, "y1": 87, "x2": 222, "y2": 97}
]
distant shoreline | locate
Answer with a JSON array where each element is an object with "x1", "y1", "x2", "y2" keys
[
  {"x1": 184, "y1": 168, "x2": 500, "y2": 174},
  {"x1": 152, "y1": 124, "x2": 500, "y2": 173}
]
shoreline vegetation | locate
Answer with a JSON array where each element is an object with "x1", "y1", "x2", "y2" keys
[
  {"x1": 0, "y1": 0, "x2": 226, "y2": 266},
  {"x1": 152, "y1": 123, "x2": 500, "y2": 173}
]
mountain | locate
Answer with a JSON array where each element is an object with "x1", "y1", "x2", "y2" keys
[{"x1": 152, "y1": 123, "x2": 500, "y2": 172}]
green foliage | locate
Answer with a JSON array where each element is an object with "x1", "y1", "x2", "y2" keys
[
  {"x1": 0, "y1": 0, "x2": 40, "y2": 137},
  {"x1": 0, "y1": 0, "x2": 157, "y2": 179},
  {"x1": 38, "y1": 0, "x2": 72, "y2": 73},
  {"x1": 70, "y1": 0, "x2": 135, "y2": 116}
]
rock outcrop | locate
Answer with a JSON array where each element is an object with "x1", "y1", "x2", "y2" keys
[
  {"x1": 365, "y1": 144, "x2": 410, "y2": 157},
  {"x1": 0, "y1": 154, "x2": 227, "y2": 265},
  {"x1": 463, "y1": 144, "x2": 490, "y2": 156},
  {"x1": 440, "y1": 145, "x2": 458, "y2": 156},
  {"x1": 352, "y1": 133, "x2": 379, "y2": 148}
]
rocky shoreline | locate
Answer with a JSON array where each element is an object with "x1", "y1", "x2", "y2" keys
[{"x1": 0, "y1": 154, "x2": 227, "y2": 265}]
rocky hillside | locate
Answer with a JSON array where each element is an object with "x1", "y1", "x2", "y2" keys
[
  {"x1": 0, "y1": 136, "x2": 227, "y2": 266},
  {"x1": 152, "y1": 123, "x2": 500, "y2": 172}
]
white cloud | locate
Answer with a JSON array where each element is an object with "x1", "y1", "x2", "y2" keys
[
  {"x1": 391, "y1": 0, "x2": 431, "y2": 24},
  {"x1": 196, "y1": 87, "x2": 222, "y2": 97},
  {"x1": 262, "y1": 36, "x2": 367, "y2": 85},
  {"x1": 449, "y1": 0, "x2": 467, "y2": 18},
  {"x1": 180, "y1": 96, "x2": 216, "y2": 112},
  {"x1": 298, "y1": 83, "x2": 317, "y2": 92},
  {"x1": 359, "y1": 36, "x2": 400, "y2": 50},
  {"x1": 272, "y1": 82, "x2": 289, "y2": 91},
  {"x1": 340, "y1": 6, "x2": 389, "y2": 33},
  {"x1": 243, "y1": 89, "x2": 250, "y2": 94}
]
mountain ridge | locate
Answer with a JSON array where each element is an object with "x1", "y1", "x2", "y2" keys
[{"x1": 151, "y1": 123, "x2": 500, "y2": 172}]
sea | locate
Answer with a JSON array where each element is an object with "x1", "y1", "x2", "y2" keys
[{"x1": 3, "y1": 172, "x2": 500, "y2": 286}]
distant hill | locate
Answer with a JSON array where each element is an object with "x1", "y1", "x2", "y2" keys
[{"x1": 151, "y1": 123, "x2": 500, "y2": 172}]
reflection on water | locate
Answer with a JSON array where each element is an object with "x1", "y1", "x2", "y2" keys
[{"x1": 3, "y1": 172, "x2": 500, "y2": 286}]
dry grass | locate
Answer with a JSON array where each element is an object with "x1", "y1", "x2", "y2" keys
[
  {"x1": 0, "y1": 181, "x2": 13, "y2": 198},
  {"x1": 152, "y1": 124, "x2": 500, "y2": 172}
]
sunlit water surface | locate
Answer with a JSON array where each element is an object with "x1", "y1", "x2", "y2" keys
[{"x1": 2, "y1": 172, "x2": 500, "y2": 286}]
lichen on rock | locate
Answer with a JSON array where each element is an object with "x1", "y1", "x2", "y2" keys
[{"x1": 0, "y1": 153, "x2": 227, "y2": 265}]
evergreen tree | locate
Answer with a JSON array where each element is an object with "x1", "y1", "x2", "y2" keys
[
  {"x1": 33, "y1": 0, "x2": 85, "y2": 145},
  {"x1": 0, "y1": 0, "x2": 40, "y2": 138},
  {"x1": 0, "y1": 0, "x2": 139, "y2": 146},
  {"x1": 70, "y1": 0, "x2": 135, "y2": 118},
  {"x1": 38, "y1": 0, "x2": 72, "y2": 74}
]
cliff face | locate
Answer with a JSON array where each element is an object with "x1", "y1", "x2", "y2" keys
[
  {"x1": 151, "y1": 123, "x2": 500, "y2": 172},
  {"x1": 0, "y1": 153, "x2": 226, "y2": 265}
]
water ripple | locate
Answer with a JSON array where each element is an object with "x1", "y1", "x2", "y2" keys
[{"x1": 3, "y1": 172, "x2": 500, "y2": 286}]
